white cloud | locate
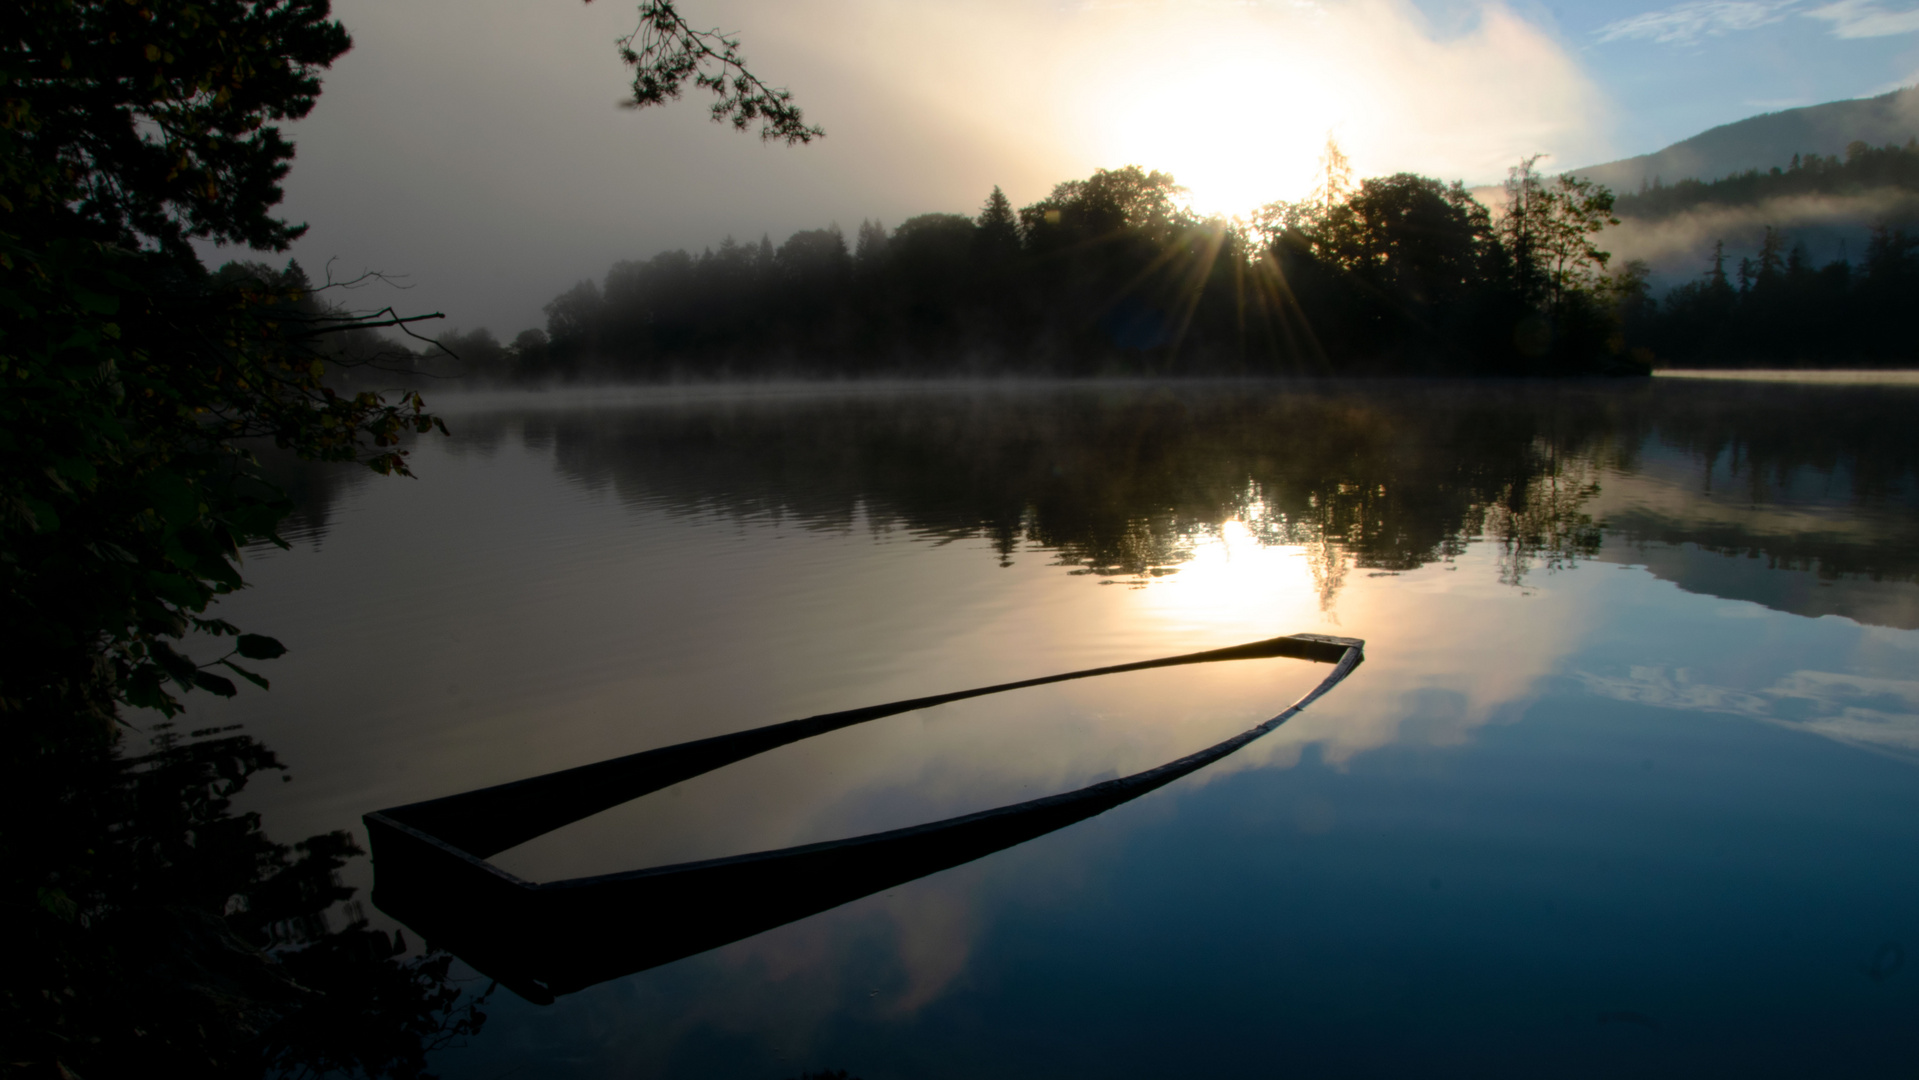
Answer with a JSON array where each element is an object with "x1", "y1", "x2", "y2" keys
[
  {"x1": 1805, "y1": 1, "x2": 1919, "y2": 37},
  {"x1": 772, "y1": 0, "x2": 1611, "y2": 209},
  {"x1": 1597, "y1": 1, "x2": 1796, "y2": 44},
  {"x1": 1598, "y1": 0, "x2": 1919, "y2": 43}
]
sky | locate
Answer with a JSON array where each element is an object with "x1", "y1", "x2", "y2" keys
[{"x1": 226, "y1": 0, "x2": 1919, "y2": 338}]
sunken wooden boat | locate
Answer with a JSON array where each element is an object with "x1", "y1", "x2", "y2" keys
[{"x1": 365, "y1": 633, "x2": 1364, "y2": 1003}]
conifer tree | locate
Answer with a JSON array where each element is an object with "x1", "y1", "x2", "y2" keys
[{"x1": 978, "y1": 186, "x2": 1020, "y2": 249}]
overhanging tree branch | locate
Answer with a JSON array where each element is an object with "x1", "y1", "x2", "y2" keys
[{"x1": 603, "y1": 0, "x2": 824, "y2": 145}]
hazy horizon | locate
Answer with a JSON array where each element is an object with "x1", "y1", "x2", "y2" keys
[{"x1": 203, "y1": 0, "x2": 1919, "y2": 338}]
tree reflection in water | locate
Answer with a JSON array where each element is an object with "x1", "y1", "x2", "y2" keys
[
  {"x1": 479, "y1": 384, "x2": 1628, "y2": 609},
  {"x1": 445, "y1": 379, "x2": 1910, "y2": 619},
  {"x1": 4, "y1": 721, "x2": 489, "y2": 1078}
]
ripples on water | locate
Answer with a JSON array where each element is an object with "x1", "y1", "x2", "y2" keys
[{"x1": 193, "y1": 378, "x2": 1919, "y2": 1078}]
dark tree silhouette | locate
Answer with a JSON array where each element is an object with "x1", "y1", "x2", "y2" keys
[
  {"x1": 492, "y1": 160, "x2": 1659, "y2": 379},
  {"x1": 1643, "y1": 222, "x2": 1917, "y2": 366},
  {"x1": 978, "y1": 185, "x2": 1021, "y2": 254},
  {"x1": 1, "y1": 1, "x2": 820, "y2": 1072}
]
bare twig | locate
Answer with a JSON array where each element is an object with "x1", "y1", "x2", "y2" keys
[{"x1": 316, "y1": 260, "x2": 418, "y2": 291}]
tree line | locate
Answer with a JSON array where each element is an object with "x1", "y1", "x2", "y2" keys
[
  {"x1": 431, "y1": 151, "x2": 1648, "y2": 381},
  {"x1": 427, "y1": 138, "x2": 1919, "y2": 379},
  {"x1": 1596, "y1": 137, "x2": 1919, "y2": 366},
  {"x1": 1629, "y1": 222, "x2": 1918, "y2": 365}
]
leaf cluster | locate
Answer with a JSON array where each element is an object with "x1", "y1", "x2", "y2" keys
[
  {"x1": 1018, "y1": 166, "x2": 1194, "y2": 247},
  {"x1": 1, "y1": 2, "x2": 452, "y2": 730},
  {"x1": 1, "y1": 235, "x2": 449, "y2": 728},
  {"x1": 2, "y1": 0, "x2": 351, "y2": 254},
  {"x1": 1498, "y1": 156, "x2": 1619, "y2": 315}
]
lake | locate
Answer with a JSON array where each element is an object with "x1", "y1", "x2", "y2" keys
[{"x1": 179, "y1": 376, "x2": 1919, "y2": 1078}]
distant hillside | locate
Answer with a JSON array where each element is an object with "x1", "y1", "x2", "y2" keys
[
  {"x1": 1613, "y1": 140, "x2": 1919, "y2": 220},
  {"x1": 1570, "y1": 85, "x2": 1919, "y2": 193}
]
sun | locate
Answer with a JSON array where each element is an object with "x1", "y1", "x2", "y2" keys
[{"x1": 1070, "y1": 18, "x2": 1356, "y2": 218}]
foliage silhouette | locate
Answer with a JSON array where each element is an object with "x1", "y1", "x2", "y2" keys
[
  {"x1": 436, "y1": 143, "x2": 1919, "y2": 378},
  {"x1": 2, "y1": 0, "x2": 812, "y2": 1071},
  {"x1": 1640, "y1": 220, "x2": 1918, "y2": 365},
  {"x1": 2, "y1": 1, "x2": 452, "y2": 740},
  {"x1": 458, "y1": 159, "x2": 1647, "y2": 381},
  {"x1": 612, "y1": 0, "x2": 822, "y2": 144}
]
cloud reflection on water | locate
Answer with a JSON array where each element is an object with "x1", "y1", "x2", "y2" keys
[{"x1": 1579, "y1": 665, "x2": 1919, "y2": 759}]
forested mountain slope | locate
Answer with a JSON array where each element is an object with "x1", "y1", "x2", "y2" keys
[{"x1": 1571, "y1": 86, "x2": 1919, "y2": 192}]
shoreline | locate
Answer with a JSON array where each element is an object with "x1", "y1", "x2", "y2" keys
[{"x1": 1655, "y1": 369, "x2": 1919, "y2": 385}]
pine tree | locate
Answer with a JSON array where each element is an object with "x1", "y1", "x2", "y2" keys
[
  {"x1": 1756, "y1": 226, "x2": 1787, "y2": 288},
  {"x1": 978, "y1": 186, "x2": 1020, "y2": 251},
  {"x1": 1707, "y1": 241, "x2": 1731, "y2": 291}
]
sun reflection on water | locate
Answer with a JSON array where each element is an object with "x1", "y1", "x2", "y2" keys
[{"x1": 1136, "y1": 519, "x2": 1328, "y2": 634}]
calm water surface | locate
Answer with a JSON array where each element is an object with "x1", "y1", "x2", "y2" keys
[{"x1": 181, "y1": 378, "x2": 1919, "y2": 1078}]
